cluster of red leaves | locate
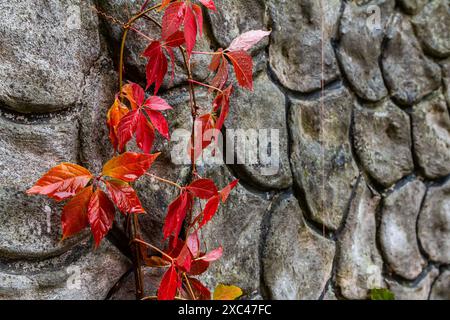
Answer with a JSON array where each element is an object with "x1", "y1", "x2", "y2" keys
[
  {"x1": 27, "y1": 0, "x2": 271, "y2": 301},
  {"x1": 27, "y1": 152, "x2": 159, "y2": 246},
  {"x1": 107, "y1": 82, "x2": 172, "y2": 153}
]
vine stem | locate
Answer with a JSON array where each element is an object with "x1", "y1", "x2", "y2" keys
[
  {"x1": 145, "y1": 173, "x2": 182, "y2": 189},
  {"x1": 131, "y1": 238, "x2": 174, "y2": 262},
  {"x1": 183, "y1": 273, "x2": 197, "y2": 300},
  {"x1": 191, "y1": 50, "x2": 221, "y2": 55},
  {"x1": 131, "y1": 213, "x2": 144, "y2": 299},
  {"x1": 188, "y1": 79, "x2": 223, "y2": 93}
]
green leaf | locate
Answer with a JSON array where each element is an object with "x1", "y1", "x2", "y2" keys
[{"x1": 369, "y1": 288, "x2": 395, "y2": 300}]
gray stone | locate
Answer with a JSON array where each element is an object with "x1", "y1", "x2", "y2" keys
[
  {"x1": 109, "y1": 267, "x2": 165, "y2": 300},
  {"x1": 97, "y1": 0, "x2": 211, "y2": 88},
  {"x1": 336, "y1": 177, "x2": 385, "y2": 300},
  {"x1": 198, "y1": 165, "x2": 273, "y2": 295},
  {"x1": 0, "y1": 113, "x2": 85, "y2": 259},
  {"x1": 411, "y1": 92, "x2": 450, "y2": 179},
  {"x1": 337, "y1": 0, "x2": 394, "y2": 101},
  {"x1": 380, "y1": 180, "x2": 427, "y2": 279},
  {"x1": 382, "y1": 14, "x2": 442, "y2": 106},
  {"x1": 207, "y1": 0, "x2": 267, "y2": 51},
  {"x1": 289, "y1": 85, "x2": 359, "y2": 230},
  {"x1": 418, "y1": 179, "x2": 450, "y2": 264},
  {"x1": 412, "y1": 0, "x2": 450, "y2": 58},
  {"x1": 441, "y1": 59, "x2": 450, "y2": 108},
  {"x1": 386, "y1": 266, "x2": 439, "y2": 300},
  {"x1": 354, "y1": 100, "x2": 414, "y2": 187},
  {"x1": 0, "y1": 0, "x2": 100, "y2": 113},
  {"x1": 322, "y1": 283, "x2": 338, "y2": 300},
  {"x1": 0, "y1": 239, "x2": 130, "y2": 300},
  {"x1": 225, "y1": 71, "x2": 292, "y2": 190},
  {"x1": 263, "y1": 195, "x2": 335, "y2": 300},
  {"x1": 268, "y1": 0, "x2": 341, "y2": 92},
  {"x1": 430, "y1": 269, "x2": 450, "y2": 300},
  {"x1": 398, "y1": 0, "x2": 428, "y2": 14}
]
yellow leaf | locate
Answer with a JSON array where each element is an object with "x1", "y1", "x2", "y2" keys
[{"x1": 213, "y1": 284, "x2": 243, "y2": 300}]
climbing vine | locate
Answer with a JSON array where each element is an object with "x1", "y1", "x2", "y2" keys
[{"x1": 27, "y1": 0, "x2": 270, "y2": 300}]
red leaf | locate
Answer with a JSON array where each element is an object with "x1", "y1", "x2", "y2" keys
[
  {"x1": 186, "y1": 231, "x2": 200, "y2": 257},
  {"x1": 227, "y1": 30, "x2": 271, "y2": 52},
  {"x1": 213, "y1": 85, "x2": 233, "y2": 133},
  {"x1": 117, "y1": 109, "x2": 139, "y2": 152},
  {"x1": 189, "y1": 259, "x2": 210, "y2": 276},
  {"x1": 200, "y1": 246, "x2": 223, "y2": 262},
  {"x1": 188, "y1": 113, "x2": 216, "y2": 161},
  {"x1": 163, "y1": 191, "x2": 191, "y2": 239},
  {"x1": 61, "y1": 186, "x2": 93, "y2": 240},
  {"x1": 145, "y1": 109, "x2": 170, "y2": 140},
  {"x1": 209, "y1": 49, "x2": 223, "y2": 71},
  {"x1": 199, "y1": 0, "x2": 216, "y2": 11},
  {"x1": 175, "y1": 244, "x2": 192, "y2": 272},
  {"x1": 27, "y1": 163, "x2": 92, "y2": 201},
  {"x1": 135, "y1": 112, "x2": 155, "y2": 154},
  {"x1": 88, "y1": 189, "x2": 116, "y2": 247},
  {"x1": 143, "y1": 41, "x2": 168, "y2": 94},
  {"x1": 210, "y1": 54, "x2": 229, "y2": 92},
  {"x1": 158, "y1": 265, "x2": 179, "y2": 300},
  {"x1": 144, "y1": 96, "x2": 173, "y2": 111},
  {"x1": 220, "y1": 179, "x2": 239, "y2": 203},
  {"x1": 121, "y1": 83, "x2": 143, "y2": 110},
  {"x1": 106, "y1": 98, "x2": 129, "y2": 150},
  {"x1": 102, "y1": 152, "x2": 160, "y2": 182},
  {"x1": 199, "y1": 195, "x2": 220, "y2": 228},
  {"x1": 162, "y1": 2, "x2": 186, "y2": 40},
  {"x1": 192, "y1": 4, "x2": 203, "y2": 37},
  {"x1": 188, "y1": 278, "x2": 211, "y2": 300},
  {"x1": 184, "y1": 5, "x2": 197, "y2": 56},
  {"x1": 105, "y1": 179, "x2": 145, "y2": 214},
  {"x1": 226, "y1": 50, "x2": 253, "y2": 90},
  {"x1": 164, "y1": 30, "x2": 185, "y2": 47},
  {"x1": 186, "y1": 179, "x2": 218, "y2": 199}
]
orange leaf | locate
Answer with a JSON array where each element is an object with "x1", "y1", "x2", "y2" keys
[
  {"x1": 88, "y1": 189, "x2": 116, "y2": 247},
  {"x1": 61, "y1": 186, "x2": 93, "y2": 240},
  {"x1": 27, "y1": 163, "x2": 92, "y2": 201},
  {"x1": 226, "y1": 50, "x2": 253, "y2": 90},
  {"x1": 213, "y1": 284, "x2": 243, "y2": 300},
  {"x1": 102, "y1": 152, "x2": 160, "y2": 182},
  {"x1": 105, "y1": 179, "x2": 145, "y2": 214},
  {"x1": 107, "y1": 97, "x2": 129, "y2": 150}
]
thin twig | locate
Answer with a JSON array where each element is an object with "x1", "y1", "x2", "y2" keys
[
  {"x1": 131, "y1": 238, "x2": 174, "y2": 262},
  {"x1": 183, "y1": 273, "x2": 197, "y2": 300},
  {"x1": 145, "y1": 173, "x2": 182, "y2": 189}
]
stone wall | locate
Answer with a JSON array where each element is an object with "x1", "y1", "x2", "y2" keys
[{"x1": 0, "y1": 0, "x2": 449, "y2": 300}]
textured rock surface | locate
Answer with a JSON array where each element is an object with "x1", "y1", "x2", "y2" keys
[
  {"x1": 380, "y1": 180, "x2": 427, "y2": 279},
  {"x1": 263, "y1": 195, "x2": 335, "y2": 300},
  {"x1": 0, "y1": 0, "x2": 449, "y2": 300},
  {"x1": 198, "y1": 165, "x2": 273, "y2": 295},
  {"x1": 398, "y1": 0, "x2": 428, "y2": 14},
  {"x1": 430, "y1": 269, "x2": 450, "y2": 300},
  {"x1": 441, "y1": 59, "x2": 450, "y2": 108},
  {"x1": 0, "y1": 239, "x2": 130, "y2": 300},
  {"x1": 418, "y1": 179, "x2": 450, "y2": 264},
  {"x1": 226, "y1": 71, "x2": 292, "y2": 190},
  {"x1": 290, "y1": 85, "x2": 359, "y2": 230},
  {"x1": 354, "y1": 100, "x2": 414, "y2": 187},
  {"x1": 411, "y1": 92, "x2": 450, "y2": 179},
  {"x1": 207, "y1": 0, "x2": 267, "y2": 51},
  {"x1": 336, "y1": 178, "x2": 384, "y2": 300},
  {"x1": 386, "y1": 266, "x2": 439, "y2": 300},
  {"x1": 268, "y1": 0, "x2": 341, "y2": 92},
  {"x1": 0, "y1": 0, "x2": 100, "y2": 113},
  {"x1": 412, "y1": 0, "x2": 450, "y2": 58},
  {"x1": 337, "y1": 0, "x2": 393, "y2": 101},
  {"x1": 382, "y1": 14, "x2": 441, "y2": 106}
]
